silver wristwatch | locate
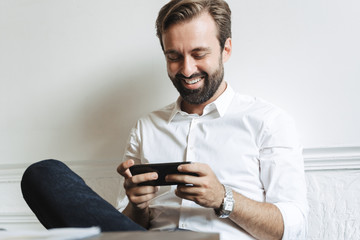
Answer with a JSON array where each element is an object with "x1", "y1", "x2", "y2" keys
[{"x1": 214, "y1": 185, "x2": 234, "y2": 218}]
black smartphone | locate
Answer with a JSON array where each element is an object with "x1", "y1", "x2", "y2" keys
[{"x1": 129, "y1": 162, "x2": 198, "y2": 186}]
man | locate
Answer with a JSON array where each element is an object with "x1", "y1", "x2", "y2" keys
[
  {"x1": 116, "y1": 0, "x2": 308, "y2": 239},
  {"x1": 21, "y1": 0, "x2": 308, "y2": 239}
]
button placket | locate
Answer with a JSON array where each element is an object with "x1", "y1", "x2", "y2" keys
[
  {"x1": 181, "y1": 118, "x2": 199, "y2": 229},
  {"x1": 186, "y1": 118, "x2": 198, "y2": 162}
]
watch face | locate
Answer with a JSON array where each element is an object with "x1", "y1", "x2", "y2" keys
[{"x1": 224, "y1": 201, "x2": 234, "y2": 211}]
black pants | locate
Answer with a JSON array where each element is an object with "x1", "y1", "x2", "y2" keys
[{"x1": 21, "y1": 159, "x2": 146, "y2": 232}]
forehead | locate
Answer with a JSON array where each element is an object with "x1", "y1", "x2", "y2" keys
[{"x1": 162, "y1": 12, "x2": 219, "y2": 52}]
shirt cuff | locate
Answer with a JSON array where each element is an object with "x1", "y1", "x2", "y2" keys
[{"x1": 274, "y1": 202, "x2": 308, "y2": 240}]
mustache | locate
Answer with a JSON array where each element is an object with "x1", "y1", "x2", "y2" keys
[{"x1": 175, "y1": 72, "x2": 207, "y2": 80}]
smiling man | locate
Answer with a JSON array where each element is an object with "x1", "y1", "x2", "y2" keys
[
  {"x1": 117, "y1": 1, "x2": 308, "y2": 240},
  {"x1": 21, "y1": 1, "x2": 308, "y2": 240}
]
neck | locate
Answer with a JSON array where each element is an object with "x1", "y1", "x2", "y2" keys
[{"x1": 181, "y1": 81, "x2": 227, "y2": 115}]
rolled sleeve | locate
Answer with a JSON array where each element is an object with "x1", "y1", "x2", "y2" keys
[
  {"x1": 275, "y1": 202, "x2": 308, "y2": 240},
  {"x1": 259, "y1": 111, "x2": 308, "y2": 239}
]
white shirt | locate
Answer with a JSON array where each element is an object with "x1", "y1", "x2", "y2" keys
[{"x1": 117, "y1": 84, "x2": 308, "y2": 240}]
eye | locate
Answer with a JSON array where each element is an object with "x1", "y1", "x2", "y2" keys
[
  {"x1": 166, "y1": 53, "x2": 182, "y2": 62},
  {"x1": 193, "y1": 53, "x2": 207, "y2": 59},
  {"x1": 192, "y1": 51, "x2": 208, "y2": 60}
]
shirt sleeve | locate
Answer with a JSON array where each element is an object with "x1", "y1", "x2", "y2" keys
[
  {"x1": 116, "y1": 122, "x2": 142, "y2": 211},
  {"x1": 258, "y1": 110, "x2": 309, "y2": 239},
  {"x1": 122, "y1": 122, "x2": 142, "y2": 164}
]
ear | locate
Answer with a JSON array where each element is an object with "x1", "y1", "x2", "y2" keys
[{"x1": 222, "y1": 38, "x2": 232, "y2": 63}]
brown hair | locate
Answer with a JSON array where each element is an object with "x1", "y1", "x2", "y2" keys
[{"x1": 156, "y1": 0, "x2": 231, "y2": 51}]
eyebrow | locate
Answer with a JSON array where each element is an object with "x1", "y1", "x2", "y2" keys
[
  {"x1": 164, "y1": 47, "x2": 212, "y2": 55},
  {"x1": 191, "y1": 47, "x2": 211, "y2": 53},
  {"x1": 164, "y1": 49, "x2": 179, "y2": 55}
]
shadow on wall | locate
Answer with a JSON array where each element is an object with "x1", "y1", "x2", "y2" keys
[{"x1": 76, "y1": 58, "x2": 175, "y2": 161}]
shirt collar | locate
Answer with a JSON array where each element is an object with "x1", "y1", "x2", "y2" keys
[
  {"x1": 168, "y1": 83, "x2": 235, "y2": 123},
  {"x1": 168, "y1": 97, "x2": 183, "y2": 123}
]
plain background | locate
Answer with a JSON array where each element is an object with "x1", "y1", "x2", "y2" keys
[{"x1": 1, "y1": 0, "x2": 360, "y2": 165}]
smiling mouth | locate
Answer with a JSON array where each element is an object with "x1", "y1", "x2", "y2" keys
[{"x1": 184, "y1": 77, "x2": 203, "y2": 85}]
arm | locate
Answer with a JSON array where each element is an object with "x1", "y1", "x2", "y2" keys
[
  {"x1": 230, "y1": 192, "x2": 284, "y2": 240},
  {"x1": 167, "y1": 163, "x2": 284, "y2": 240},
  {"x1": 117, "y1": 159, "x2": 159, "y2": 229}
]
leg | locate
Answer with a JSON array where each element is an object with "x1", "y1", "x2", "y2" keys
[{"x1": 21, "y1": 159, "x2": 146, "y2": 232}]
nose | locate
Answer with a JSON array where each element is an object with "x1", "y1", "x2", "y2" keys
[{"x1": 181, "y1": 56, "x2": 197, "y2": 78}]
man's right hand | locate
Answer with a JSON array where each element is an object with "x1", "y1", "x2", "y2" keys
[{"x1": 117, "y1": 159, "x2": 160, "y2": 211}]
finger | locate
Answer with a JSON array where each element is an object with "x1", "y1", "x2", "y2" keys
[
  {"x1": 127, "y1": 186, "x2": 160, "y2": 197},
  {"x1": 124, "y1": 172, "x2": 158, "y2": 189},
  {"x1": 124, "y1": 172, "x2": 159, "y2": 189},
  {"x1": 117, "y1": 159, "x2": 135, "y2": 178},
  {"x1": 174, "y1": 188, "x2": 198, "y2": 203},
  {"x1": 123, "y1": 178, "x2": 136, "y2": 189},
  {"x1": 176, "y1": 185, "x2": 201, "y2": 196},
  {"x1": 128, "y1": 187, "x2": 159, "y2": 208},
  {"x1": 175, "y1": 186, "x2": 218, "y2": 208},
  {"x1": 165, "y1": 173, "x2": 199, "y2": 185},
  {"x1": 131, "y1": 172, "x2": 158, "y2": 185},
  {"x1": 178, "y1": 162, "x2": 208, "y2": 176}
]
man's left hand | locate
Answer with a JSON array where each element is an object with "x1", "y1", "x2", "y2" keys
[{"x1": 165, "y1": 162, "x2": 224, "y2": 209}]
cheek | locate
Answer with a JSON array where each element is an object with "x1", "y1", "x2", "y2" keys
[
  {"x1": 200, "y1": 60, "x2": 215, "y2": 74},
  {"x1": 167, "y1": 62, "x2": 179, "y2": 77}
]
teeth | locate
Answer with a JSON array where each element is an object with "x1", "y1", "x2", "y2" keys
[{"x1": 184, "y1": 78, "x2": 202, "y2": 84}]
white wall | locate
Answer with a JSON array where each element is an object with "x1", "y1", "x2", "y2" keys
[
  {"x1": 0, "y1": 0, "x2": 175, "y2": 164},
  {"x1": 1, "y1": 0, "x2": 360, "y2": 165},
  {"x1": 1, "y1": 0, "x2": 360, "y2": 238}
]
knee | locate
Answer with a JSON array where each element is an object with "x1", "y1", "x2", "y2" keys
[
  {"x1": 22, "y1": 159, "x2": 65, "y2": 178},
  {"x1": 21, "y1": 159, "x2": 65, "y2": 192},
  {"x1": 31, "y1": 159, "x2": 65, "y2": 169}
]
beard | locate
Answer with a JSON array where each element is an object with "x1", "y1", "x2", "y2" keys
[{"x1": 169, "y1": 59, "x2": 224, "y2": 105}]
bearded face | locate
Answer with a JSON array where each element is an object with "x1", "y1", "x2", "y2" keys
[
  {"x1": 162, "y1": 13, "x2": 231, "y2": 108},
  {"x1": 169, "y1": 57, "x2": 224, "y2": 105}
]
